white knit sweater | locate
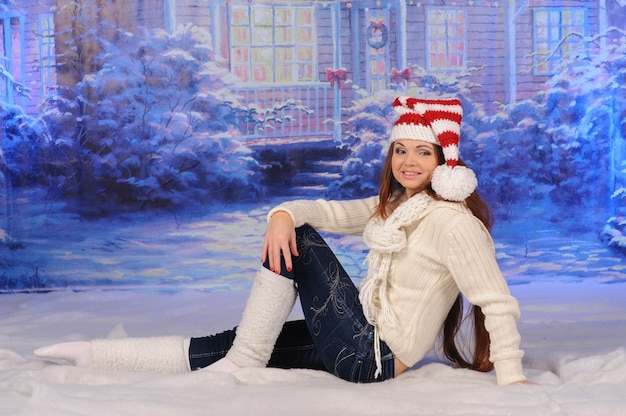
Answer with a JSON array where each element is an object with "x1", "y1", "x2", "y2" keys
[{"x1": 267, "y1": 195, "x2": 526, "y2": 385}]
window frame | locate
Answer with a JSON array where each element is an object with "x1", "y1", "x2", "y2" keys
[
  {"x1": 228, "y1": 2, "x2": 317, "y2": 85},
  {"x1": 37, "y1": 13, "x2": 57, "y2": 98},
  {"x1": 425, "y1": 6, "x2": 467, "y2": 72},
  {"x1": 532, "y1": 7, "x2": 587, "y2": 76}
]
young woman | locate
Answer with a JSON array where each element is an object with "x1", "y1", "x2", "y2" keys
[{"x1": 35, "y1": 96, "x2": 528, "y2": 385}]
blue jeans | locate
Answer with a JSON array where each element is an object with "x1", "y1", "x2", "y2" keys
[{"x1": 189, "y1": 224, "x2": 395, "y2": 383}]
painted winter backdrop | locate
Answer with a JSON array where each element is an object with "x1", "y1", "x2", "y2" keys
[
  {"x1": 1, "y1": 3, "x2": 626, "y2": 415},
  {"x1": 1, "y1": 6, "x2": 626, "y2": 292}
]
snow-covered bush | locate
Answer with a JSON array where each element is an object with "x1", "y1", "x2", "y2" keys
[
  {"x1": 483, "y1": 30, "x2": 626, "y2": 225},
  {"x1": 39, "y1": 23, "x2": 268, "y2": 214},
  {"x1": 0, "y1": 104, "x2": 51, "y2": 188},
  {"x1": 602, "y1": 186, "x2": 626, "y2": 253},
  {"x1": 326, "y1": 91, "x2": 394, "y2": 198}
]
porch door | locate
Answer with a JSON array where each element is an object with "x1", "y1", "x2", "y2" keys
[{"x1": 364, "y1": 8, "x2": 390, "y2": 93}]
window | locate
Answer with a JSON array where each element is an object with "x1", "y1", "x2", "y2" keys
[
  {"x1": 230, "y1": 3, "x2": 316, "y2": 84},
  {"x1": 426, "y1": 7, "x2": 466, "y2": 71},
  {"x1": 38, "y1": 13, "x2": 57, "y2": 97},
  {"x1": 533, "y1": 8, "x2": 586, "y2": 75}
]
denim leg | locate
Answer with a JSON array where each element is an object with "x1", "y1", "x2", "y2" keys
[
  {"x1": 268, "y1": 321, "x2": 326, "y2": 370},
  {"x1": 281, "y1": 224, "x2": 394, "y2": 383},
  {"x1": 188, "y1": 329, "x2": 235, "y2": 370},
  {"x1": 188, "y1": 321, "x2": 325, "y2": 371}
]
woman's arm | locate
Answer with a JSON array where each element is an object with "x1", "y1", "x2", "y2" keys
[
  {"x1": 262, "y1": 196, "x2": 378, "y2": 274},
  {"x1": 441, "y1": 212, "x2": 527, "y2": 385},
  {"x1": 266, "y1": 196, "x2": 378, "y2": 234}
]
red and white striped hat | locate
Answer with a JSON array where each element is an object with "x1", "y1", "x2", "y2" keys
[{"x1": 390, "y1": 96, "x2": 477, "y2": 201}]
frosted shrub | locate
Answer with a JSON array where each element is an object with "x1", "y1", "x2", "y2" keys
[{"x1": 39, "y1": 23, "x2": 267, "y2": 215}]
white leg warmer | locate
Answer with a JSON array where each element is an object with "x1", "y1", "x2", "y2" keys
[
  {"x1": 225, "y1": 267, "x2": 297, "y2": 368},
  {"x1": 91, "y1": 336, "x2": 191, "y2": 373}
]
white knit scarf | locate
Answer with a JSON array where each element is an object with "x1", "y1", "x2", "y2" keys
[
  {"x1": 360, "y1": 191, "x2": 434, "y2": 378},
  {"x1": 360, "y1": 191, "x2": 435, "y2": 327}
]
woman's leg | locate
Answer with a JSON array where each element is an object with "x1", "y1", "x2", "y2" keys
[
  {"x1": 281, "y1": 224, "x2": 394, "y2": 383},
  {"x1": 189, "y1": 225, "x2": 391, "y2": 379},
  {"x1": 189, "y1": 320, "x2": 325, "y2": 371},
  {"x1": 34, "y1": 336, "x2": 190, "y2": 373},
  {"x1": 223, "y1": 266, "x2": 297, "y2": 368},
  {"x1": 35, "y1": 266, "x2": 298, "y2": 374}
]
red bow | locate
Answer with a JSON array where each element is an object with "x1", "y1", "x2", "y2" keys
[
  {"x1": 390, "y1": 67, "x2": 411, "y2": 85},
  {"x1": 370, "y1": 19, "x2": 385, "y2": 32},
  {"x1": 325, "y1": 68, "x2": 347, "y2": 88}
]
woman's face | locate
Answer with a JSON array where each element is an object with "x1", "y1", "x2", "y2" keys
[{"x1": 391, "y1": 139, "x2": 440, "y2": 198}]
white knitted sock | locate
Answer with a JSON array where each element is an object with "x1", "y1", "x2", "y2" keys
[
  {"x1": 226, "y1": 267, "x2": 297, "y2": 368},
  {"x1": 34, "y1": 341, "x2": 93, "y2": 368},
  {"x1": 91, "y1": 336, "x2": 191, "y2": 373}
]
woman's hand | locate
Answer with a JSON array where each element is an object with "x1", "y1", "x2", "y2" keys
[{"x1": 262, "y1": 211, "x2": 298, "y2": 274}]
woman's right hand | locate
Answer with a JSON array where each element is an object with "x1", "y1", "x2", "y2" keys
[{"x1": 262, "y1": 211, "x2": 298, "y2": 274}]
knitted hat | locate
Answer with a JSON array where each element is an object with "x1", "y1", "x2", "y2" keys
[{"x1": 390, "y1": 96, "x2": 477, "y2": 201}]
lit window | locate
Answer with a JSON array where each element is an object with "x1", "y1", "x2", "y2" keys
[
  {"x1": 38, "y1": 13, "x2": 57, "y2": 97},
  {"x1": 426, "y1": 7, "x2": 466, "y2": 71},
  {"x1": 533, "y1": 8, "x2": 586, "y2": 75},
  {"x1": 230, "y1": 3, "x2": 316, "y2": 84}
]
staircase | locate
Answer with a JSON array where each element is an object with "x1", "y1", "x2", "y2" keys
[{"x1": 249, "y1": 137, "x2": 347, "y2": 197}]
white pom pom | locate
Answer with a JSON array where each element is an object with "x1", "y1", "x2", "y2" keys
[{"x1": 431, "y1": 165, "x2": 477, "y2": 201}]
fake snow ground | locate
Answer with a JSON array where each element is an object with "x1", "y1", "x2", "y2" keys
[
  {"x1": 1, "y1": 199, "x2": 625, "y2": 415},
  {"x1": 1, "y1": 281, "x2": 625, "y2": 415}
]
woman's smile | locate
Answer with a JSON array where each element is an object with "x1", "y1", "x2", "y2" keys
[{"x1": 400, "y1": 169, "x2": 422, "y2": 178}]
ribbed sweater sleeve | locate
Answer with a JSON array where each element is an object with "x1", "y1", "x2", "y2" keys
[
  {"x1": 438, "y1": 209, "x2": 526, "y2": 385},
  {"x1": 266, "y1": 196, "x2": 378, "y2": 235}
]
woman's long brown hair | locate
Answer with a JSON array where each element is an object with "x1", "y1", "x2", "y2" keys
[{"x1": 375, "y1": 144, "x2": 494, "y2": 372}]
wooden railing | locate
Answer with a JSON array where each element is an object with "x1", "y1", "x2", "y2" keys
[{"x1": 231, "y1": 82, "x2": 335, "y2": 140}]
